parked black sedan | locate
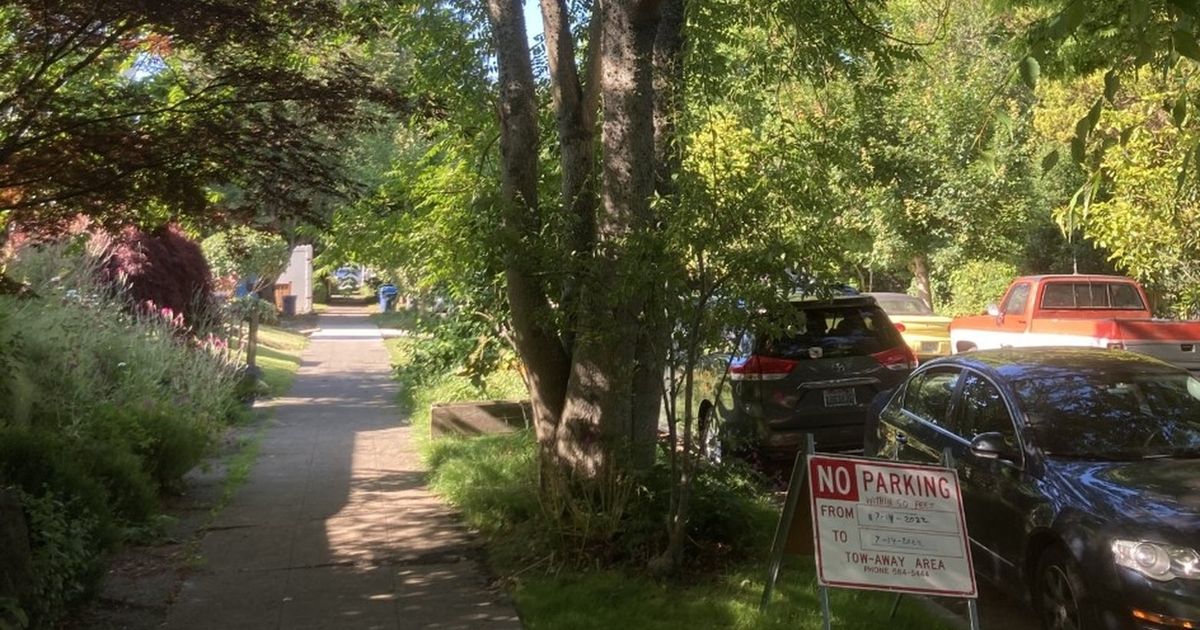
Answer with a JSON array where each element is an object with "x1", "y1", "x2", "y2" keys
[{"x1": 866, "y1": 348, "x2": 1200, "y2": 630}]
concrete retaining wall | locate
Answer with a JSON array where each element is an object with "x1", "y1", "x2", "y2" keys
[{"x1": 430, "y1": 400, "x2": 532, "y2": 438}]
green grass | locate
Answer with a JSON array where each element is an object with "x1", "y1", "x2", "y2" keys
[
  {"x1": 418, "y1": 421, "x2": 954, "y2": 630},
  {"x1": 374, "y1": 318, "x2": 954, "y2": 629},
  {"x1": 517, "y1": 561, "x2": 953, "y2": 630},
  {"x1": 252, "y1": 325, "x2": 309, "y2": 396},
  {"x1": 372, "y1": 309, "x2": 421, "y2": 330}
]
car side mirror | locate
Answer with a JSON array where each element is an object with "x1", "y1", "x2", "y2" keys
[
  {"x1": 985, "y1": 302, "x2": 1002, "y2": 318},
  {"x1": 970, "y1": 432, "x2": 1017, "y2": 463}
]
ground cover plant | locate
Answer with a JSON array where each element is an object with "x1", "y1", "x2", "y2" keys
[
  {"x1": 380, "y1": 314, "x2": 956, "y2": 630},
  {"x1": 0, "y1": 245, "x2": 247, "y2": 628}
]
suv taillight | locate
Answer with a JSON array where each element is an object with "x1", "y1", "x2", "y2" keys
[
  {"x1": 729, "y1": 355, "x2": 797, "y2": 381},
  {"x1": 872, "y1": 346, "x2": 917, "y2": 371}
]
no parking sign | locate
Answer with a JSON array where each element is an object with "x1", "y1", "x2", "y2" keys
[{"x1": 808, "y1": 454, "x2": 977, "y2": 597}]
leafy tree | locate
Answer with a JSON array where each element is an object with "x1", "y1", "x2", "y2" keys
[
  {"x1": 476, "y1": 0, "x2": 907, "y2": 485},
  {"x1": 819, "y1": 0, "x2": 1049, "y2": 310},
  {"x1": 201, "y1": 227, "x2": 289, "y2": 368},
  {"x1": 323, "y1": 0, "x2": 900, "y2": 571},
  {"x1": 1015, "y1": 0, "x2": 1200, "y2": 314},
  {"x1": 1035, "y1": 70, "x2": 1200, "y2": 314},
  {"x1": 0, "y1": 0, "x2": 391, "y2": 236}
]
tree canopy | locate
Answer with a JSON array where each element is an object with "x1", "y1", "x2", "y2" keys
[{"x1": 0, "y1": 0, "x2": 395, "y2": 234}]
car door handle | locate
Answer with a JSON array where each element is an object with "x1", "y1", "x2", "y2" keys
[{"x1": 893, "y1": 432, "x2": 908, "y2": 460}]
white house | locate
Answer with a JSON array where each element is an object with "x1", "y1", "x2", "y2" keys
[{"x1": 276, "y1": 245, "x2": 313, "y2": 314}]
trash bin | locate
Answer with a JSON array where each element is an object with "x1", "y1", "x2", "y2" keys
[
  {"x1": 282, "y1": 295, "x2": 298, "y2": 317},
  {"x1": 378, "y1": 283, "x2": 398, "y2": 313}
]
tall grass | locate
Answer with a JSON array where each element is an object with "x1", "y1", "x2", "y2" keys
[{"x1": 0, "y1": 244, "x2": 243, "y2": 628}]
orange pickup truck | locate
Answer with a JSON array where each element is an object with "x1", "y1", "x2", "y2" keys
[{"x1": 949, "y1": 274, "x2": 1200, "y2": 372}]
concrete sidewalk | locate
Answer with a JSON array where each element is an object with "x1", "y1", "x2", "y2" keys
[{"x1": 165, "y1": 306, "x2": 521, "y2": 630}]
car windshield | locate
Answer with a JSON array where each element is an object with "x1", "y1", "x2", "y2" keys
[
  {"x1": 876, "y1": 296, "x2": 934, "y2": 316},
  {"x1": 1012, "y1": 370, "x2": 1200, "y2": 459},
  {"x1": 759, "y1": 304, "x2": 903, "y2": 360}
]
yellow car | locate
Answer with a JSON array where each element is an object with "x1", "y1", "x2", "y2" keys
[{"x1": 867, "y1": 292, "x2": 952, "y2": 358}]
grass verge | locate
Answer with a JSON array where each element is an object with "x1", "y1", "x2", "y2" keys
[
  {"x1": 252, "y1": 325, "x2": 309, "y2": 396},
  {"x1": 379, "y1": 329, "x2": 957, "y2": 630},
  {"x1": 372, "y1": 309, "x2": 421, "y2": 330}
]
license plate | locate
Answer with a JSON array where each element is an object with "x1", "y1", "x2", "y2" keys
[
  {"x1": 920, "y1": 341, "x2": 940, "y2": 353},
  {"x1": 823, "y1": 387, "x2": 857, "y2": 407}
]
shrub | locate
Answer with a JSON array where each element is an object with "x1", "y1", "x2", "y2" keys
[
  {"x1": 0, "y1": 429, "x2": 115, "y2": 543},
  {"x1": 19, "y1": 489, "x2": 104, "y2": 628},
  {"x1": 98, "y1": 224, "x2": 216, "y2": 329},
  {"x1": 0, "y1": 243, "x2": 243, "y2": 624},
  {"x1": 943, "y1": 259, "x2": 1019, "y2": 317}
]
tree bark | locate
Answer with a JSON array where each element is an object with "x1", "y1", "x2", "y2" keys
[
  {"x1": 912, "y1": 253, "x2": 933, "y2": 310},
  {"x1": 484, "y1": 0, "x2": 572, "y2": 468},
  {"x1": 540, "y1": 0, "x2": 599, "y2": 356},
  {"x1": 633, "y1": 0, "x2": 687, "y2": 471},
  {"x1": 557, "y1": 0, "x2": 664, "y2": 477},
  {"x1": 653, "y1": 0, "x2": 685, "y2": 197}
]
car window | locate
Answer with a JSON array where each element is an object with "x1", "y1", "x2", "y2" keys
[
  {"x1": 758, "y1": 304, "x2": 904, "y2": 360},
  {"x1": 877, "y1": 296, "x2": 933, "y2": 316},
  {"x1": 955, "y1": 373, "x2": 1019, "y2": 452},
  {"x1": 1012, "y1": 369, "x2": 1200, "y2": 458},
  {"x1": 1002, "y1": 283, "x2": 1030, "y2": 315},
  {"x1": 902, "y1": 369, "x2": 961, "y2": 426}
]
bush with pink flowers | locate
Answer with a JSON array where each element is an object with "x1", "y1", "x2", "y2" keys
[{"x1": 0, "y1": 244, "x2": 242, "y2": 627}]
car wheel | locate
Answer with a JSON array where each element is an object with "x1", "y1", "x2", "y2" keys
[{"x1": 1035, "y1": 545, "x2": 1098, "y2": 630}]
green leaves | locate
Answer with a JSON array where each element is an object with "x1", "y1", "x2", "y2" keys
[
  {"x1": 1020, "y1": 56, "x2": 1040, "y2": 90},
  {"x1": 1049, "y1": 0, "x2": 1087, "y2": 39},
  {"x1": 1070, "y1": 98, "x2": 1105, "y2": 163},
  {"x1": 1173, "y1": 93, "x2": 1189, "y2": 127},
  {"x1": 1042, "y1": 149, "x2": 1060, "y2": 173},
  {"x1": 1071, "y1": 136, "x2": 1088, "y2": 163},
  {"x1": 1173, "y1": 30, "x2": 1200, "y2": 62},
  {"x1": 1070, "y1": 96, "x2": 1104, "y2": 163},
  {"x1": 1104, "y1": 70, "x2": 1120, "y2": 104},
  {"x1": 201, "y1": 227, "x2": 290, "y2": 292}
]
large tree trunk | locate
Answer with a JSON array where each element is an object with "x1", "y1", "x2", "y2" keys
[
  {"x1": 484, "y1": 0, "x2": 571, "y2": 469},
  {"x1": 556, "y1": 0, "x2": 664, "y2": 477},
  {"x1": 653, "y1": 0, "x2": 685, "y2": 198},
  {"x1": 912, "y1": 253, "x2": 933, "y2": 310}
]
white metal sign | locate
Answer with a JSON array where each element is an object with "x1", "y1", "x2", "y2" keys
[{"x1": 807, "y1": 454, "x2": 977, "y2": 597}]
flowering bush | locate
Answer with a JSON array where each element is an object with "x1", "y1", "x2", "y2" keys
[{"x1": 0, "y1": 244, "x2": 243, "y2": 627}]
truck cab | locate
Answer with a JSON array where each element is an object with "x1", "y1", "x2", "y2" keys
[{"x1": 950, "y1": 275, "x2": 1200, "y2": 372}]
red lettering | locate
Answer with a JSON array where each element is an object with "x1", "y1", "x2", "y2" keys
[{"x1": 938, "y1": 477, "x2": 951, "y2": 499}]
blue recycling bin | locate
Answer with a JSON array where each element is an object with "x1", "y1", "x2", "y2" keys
[{"x1": 378, "y1": 283, "x2": 398, "y2": 313}]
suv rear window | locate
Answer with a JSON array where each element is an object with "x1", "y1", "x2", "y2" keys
[
  {"x1": 1040, "y1": 282, "x2": 1145, "y2": 310},
  {"x1": 758, "y1": 303, "x2": 904, "y2": 360}
]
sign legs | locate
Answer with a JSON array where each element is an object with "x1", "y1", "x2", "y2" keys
[
  {"x1": 818, "y1": 583, "x2": 832, "y2": 630},
  {"x1": 759, "y1": 434, "x2": 816, "y2": 613}
]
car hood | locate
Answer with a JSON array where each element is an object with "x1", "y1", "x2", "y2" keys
[{"x1": 1047, "y1": 458, "x2": 1200, "y2": 538}]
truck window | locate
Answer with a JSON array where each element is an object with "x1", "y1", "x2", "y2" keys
[
  {"x1": 1039, "y1": 282, "x2": 1145, "y2": 310},
  {"x1": 1108, "y1": 283, "x2": 1144, "y2": 309},
  {"x1": 1002, "y1": 283, "x2": 1030, "y2": 314}
]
